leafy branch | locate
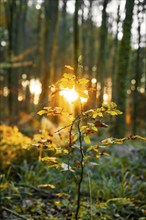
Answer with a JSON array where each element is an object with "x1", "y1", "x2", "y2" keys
[{"x1": 37, "y1": 73, "x2": 146, "y2": 219}]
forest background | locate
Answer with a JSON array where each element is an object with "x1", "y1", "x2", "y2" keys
[
  {"x1": 0, "y1": 0, "x2": 146, "y2": 137},
  {"x1": 0, "y1": 0, "x2": 146, "y2": 219}
]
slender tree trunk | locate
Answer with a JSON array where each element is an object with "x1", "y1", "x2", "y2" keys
[
  {"x1": 74, "y1": 0, "x2": 80, "y2": 76},
  {"x1": 15, "y1": 0, "x2": 28, "y2": 55},
  {"x1": 115, "y1": 0, "x2": 135, "y2": 137},
  {"x1": 81, "y1": 1, "x2": 87, "y2": 76},
  {"x1": 39, "y1": 0, "x2": 59, "y2": 108},
  {"x1": 132, "y1": 3, "x2": 142, "y2": 134},
  {"x1": 88, "y1": 0, "x2": 94, "y2": 77},
  {"x1": 96, "y1": 0, "x2": 109, "y2": 105},
  {"x1": 5, "y1": 1, "x2": 17, "y2": 120},
  {"x1": 112, "y1": 3, "x2": 120, "y2": 102},
  {"x1": 4, "y1": 1, "x2": 14, "y2": 119},
  {"x1": 4, "y1": 0, "x2": 28, "y2": 121},
  {"x1": 37, "y1": 6, "x2": 43, "y2": 75},
  {"x1": 58, "y1": 0, "x2": 67, "y2": 76}
]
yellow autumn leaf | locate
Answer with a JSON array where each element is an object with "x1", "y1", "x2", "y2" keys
[
  {"x1": 101, "y1": 152, "x2": 110, "y2": 156},
  {"x1": 87, "y1": 145, "x2": 99, "y2": 152},
  {"x1": 110, "y1": 102, "x2": 117, "y2": 108},
  {"x1": 72, "y1": 133, "x2": 78, "y2": 142},
  {"x1": 37, "y1": 110, "x2": 47, "y2": 115},
  {"x1": 91, "y1": 126, "x2": 98, "y2": 132},
  {"x1": 56, "y1": 192, "x2": 68, "y2": 197},
  {"x1": 97, "y1": 112, "x2": 103, "y2": 117},
  {"x1": 107, "y1": 110, "x2": 122, "y2": 116},
  {"x1": 43, "y1": 107, "x2": 52, "y2": 110},
  {"x1": 84, "y1": 136, "x2": 91, "y2": 144},
  {"x1": 63, "y1": 73, "x2": 76, "y2": 79},
  {"x1": 42, "y1": 157, "x2": 58, "y2": 163},
  {"x1": 78, "y1": 78, "x2": 89, "y2": 85},
  {"x1": 107, "y1": 110, "x2": 118, "y2": 115},
  {"x1": 79, "y1": 91, "x2": 88, "y2": 98},
  {"x1": 101, "y1": 138, "x2": 114, "y2": 146},
  {"x1": 64, "y1": 65, "x2": 74, "y2": 70},
  {"x1": 114, "y1": 140, "x2": 124, "y2": 144},
  {"x1": 80, "y1": 126, "x2": 87, "y2": 132},
  {"x1": 92, "y1": 112, "x2": 98, "y2": 118},
  {"x1": 38, "y1": 184, "x2": 55, "y2": 189}
]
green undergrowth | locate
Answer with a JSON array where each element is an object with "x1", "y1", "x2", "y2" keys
[{"x1": 0, "y1": 139, "x2": 146, "y2": 219}]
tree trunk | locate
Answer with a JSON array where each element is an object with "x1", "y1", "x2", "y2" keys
[
  {"x1": 112, "y1": 3, "x2": 120, "y2": 102},
  {"x1": 81, "y1": 1, "x2": 87, "y2": 76},
  {"x1": 39, "y1": 0, "x2": 59, "y2": 108},
  {"x1": 96, "y1": 0, "x2": 109, "y2": 105},
  {"x1": 58, "y1": 0, "x2": 67, "y2": 77},
  {"x1": 87, "y1": 0, "x2": 95, "y2": 77},
  {"x1": 115, "y1": 0, "x2": 135, "y2": 137},
  {"x1": 74, "y1": 0, "x2": 80, "y2": 76},
  {"x1": 4, "y1": 0, "x2": 28, "y2": 122},
  {"x1": 132, "y1": 2, "x2": 142, "y2": 134}
]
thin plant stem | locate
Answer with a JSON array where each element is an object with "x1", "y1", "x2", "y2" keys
[
  {"x1": 67, "y1": 117, "x2": 78, "y2": 218},
  {"x1": 75, "y1": 118, "x2": 84, "y2": 219},
  {"x1": 88, "y1": 172, "x2": 93, "y2": 220}
]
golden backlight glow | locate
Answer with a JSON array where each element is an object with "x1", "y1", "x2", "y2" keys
[
  {"x1": 59, "y1": 87, "x2": 88, "y2": 104},
  {"x1": 29, "y1": 79, "x2": 42, "y2": 105},
  {"x1": 103, "y1": 93, "x2": 108, "y2": 104},
  {"x1": 80, "y1": 90, "x2": 88, "y2": 103},
  {"x1": 59, "y1": 87, "x2": 79, "y2": 103}
]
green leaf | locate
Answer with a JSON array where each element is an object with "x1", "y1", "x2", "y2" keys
[{"x1": 84, "y1": 136, "x2": 91, "y2": 144}]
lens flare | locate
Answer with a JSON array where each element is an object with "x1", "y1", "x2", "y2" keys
[
  {"x1": 59, "y1": 87, "x2": 79, "y2": 103},
  {"x1": 91, "y1": 78, "x2": 97, "y2": 84}
]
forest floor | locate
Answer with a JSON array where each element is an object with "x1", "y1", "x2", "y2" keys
[{"x1": 0, "y1": 126, "x2": 146, "y2": 220}]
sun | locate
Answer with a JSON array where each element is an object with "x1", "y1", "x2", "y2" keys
[{"x1": 59, "y1": 87, "x2": 79, "y2": 103}]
